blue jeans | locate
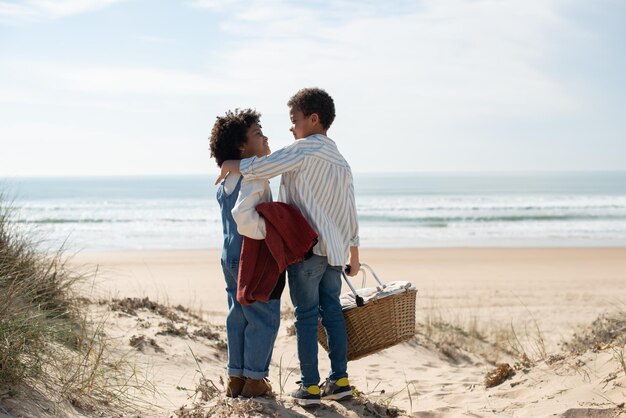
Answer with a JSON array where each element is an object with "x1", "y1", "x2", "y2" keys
[
  {"x1": 287, "y1": 254, "x2": 348, "y2": 386},
  {"x1": 222, "y1": 259, "x2": 281, "y2": 379}
]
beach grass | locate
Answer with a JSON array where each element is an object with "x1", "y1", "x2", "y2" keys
[
  {"x1": 418, "y1": 301, "x2": 550, "y2": 367},
  {"x1": 0, "y1": 197, "x2": 83, "y2": 386},
  {"x1": 0, "y1": 195, "x2": 155, "y2": 415}
]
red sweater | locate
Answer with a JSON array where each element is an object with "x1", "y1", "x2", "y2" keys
[{"x1": 237, "y1": 202, "x2": 318, "y2": 305}]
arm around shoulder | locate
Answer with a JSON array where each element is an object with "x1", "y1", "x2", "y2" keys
[{"x1": 239, "y1": 143, "x2": 305, "y2": 181}]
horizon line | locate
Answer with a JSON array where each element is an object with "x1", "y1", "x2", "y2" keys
[{"x1": 2, "y1": 169, "x2": 626, "y2": 179}]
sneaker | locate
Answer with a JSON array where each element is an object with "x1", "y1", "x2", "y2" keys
[
  {"x1": 291, "y1": 382, "x2": 321, "y2": 407},
  {"x1": 240, "y1": 378, "x2": 272, "y2": 398},
  {"x1": 321, "y1": 377, "x2": 352, "y2": 401},
  {"x1": 226, "y1": 375, "x2": 246, "y2": 398}
]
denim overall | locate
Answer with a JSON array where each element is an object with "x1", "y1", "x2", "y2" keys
[{"x1": 217, "y1": 176, "x2": 280, "y2": 379}]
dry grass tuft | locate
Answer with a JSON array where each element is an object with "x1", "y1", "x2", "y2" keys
[
  {"x1": 157, "y1": 322, "x2": 189, "y2": 337},
  {"x1": 192, "y1": 326, "x2": 221, "y2": 341},
  {"x1": 129, "y1": 334, "x2": 163, "y2": 353},
  {"x1": 174, "y1": 304, "x2": 203, "y2": 321},
  {"x1": 111, "y1": 296, "x2": 183, "y2": 322},
  {"x1": 545, "y1": 353, "x2": 566, "y2": 365},
  {"x1": 417, "y1": 312, "x2": 499, "y2": 365},
  {"x1": 419, "y1": 299, "x2": 556, "y2": 371},
  {"x1": 352, "y1": 387, "x2": 405, "y2": 417},
  {"x1": 563, "y1": 313, "x2": 626, "y2": 355},
  {"x1": 175, "y1": 396, "x2": 270, "y2": 418},
  {"x1": 193, "y1": 377, "x2": 221, "y2": 403},
  {"x1": 612, "y1": 344, "x2": 626, "y2": 376},
  {"x1": 175, "y1": 370, "x2": 272, "y2": 418},
  {"x1": 484, "y1": 363, "x2": 515, "y2": 388}
]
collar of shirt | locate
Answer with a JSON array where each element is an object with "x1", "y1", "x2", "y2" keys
[{"x1": 305, "y1": 133, "x2": 337, "y2": 148}]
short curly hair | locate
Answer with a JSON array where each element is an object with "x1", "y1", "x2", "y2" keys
[
  {"x1": 209, "y1": 108, "x2": 261, "y2": 167},
  {"x1": 287, "y1": 87, "x2": 335, "y2": 130}
]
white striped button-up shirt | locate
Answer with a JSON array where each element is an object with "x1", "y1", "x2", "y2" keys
[{"x1": 239, "y1": 134, "x2": 359, "y2": 267}]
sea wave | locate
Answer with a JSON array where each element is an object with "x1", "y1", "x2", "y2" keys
[
  {"x1": 7, "y1": 173, "x2": 626, "y2": 250},
  {"x1": 358, "y1": 214, "x2": 626, "y2": 223},
  {"x1": 17, "y1": 217, "x2": 211, "y2": 224}
]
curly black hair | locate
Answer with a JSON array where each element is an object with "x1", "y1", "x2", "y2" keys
[
  {"x1": 287, "y1": 87, "x2": 335, "y2": 130},
  {"x1": 209, "y1": 108, "x2": 261, "y2": 167}
]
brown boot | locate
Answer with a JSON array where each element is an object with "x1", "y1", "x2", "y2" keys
[
  {"x1": 226, "y1": 375, "x2": 246, "y2": 398},
  {"x1": 240, "y1": 378, "x2": 272, "y2": 398}
]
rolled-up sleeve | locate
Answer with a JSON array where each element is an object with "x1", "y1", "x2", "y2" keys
[
  {"x1": 231, "y1": 179, "x2": 270, "y2": 240},
  {"x1": 240, "y1": 143, "x2": 305, "y2": 181}
]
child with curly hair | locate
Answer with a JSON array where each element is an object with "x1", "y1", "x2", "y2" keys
[{"x1": 209, "y1": 108, "x2": 280, "y2": 398}]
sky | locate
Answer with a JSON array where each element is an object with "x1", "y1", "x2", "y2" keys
[{"x1": 0, "y1": 0, "x2": 625, "y2": 176}]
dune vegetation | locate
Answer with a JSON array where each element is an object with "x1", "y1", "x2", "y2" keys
[{"x1": 0, "y1": 196, "x2": 145, "y2": 416}]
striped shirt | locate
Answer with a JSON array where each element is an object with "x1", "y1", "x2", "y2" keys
[{"x1": 239, "y1": 134, "x2": 359, "y2": 267}]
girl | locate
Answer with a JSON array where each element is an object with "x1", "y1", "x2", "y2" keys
[{"x1": 209, "y1": 108, "x2": 279, "y2": 398}]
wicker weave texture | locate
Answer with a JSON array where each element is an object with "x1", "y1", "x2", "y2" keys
[{"x1": 318, "y1": 288, "x2": 417, "y2": 361}]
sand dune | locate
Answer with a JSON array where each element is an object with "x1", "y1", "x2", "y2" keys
[{"x1": 59, "y1": 248, "x2": 626, "y2": 417}]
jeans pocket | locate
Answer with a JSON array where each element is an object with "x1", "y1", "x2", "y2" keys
[
  {"x1": 304, "y1": 262, "x2": 326, "y2": 279},
  {"x1": 289, "y1": 256, "x2": 327, "y2": 280}
]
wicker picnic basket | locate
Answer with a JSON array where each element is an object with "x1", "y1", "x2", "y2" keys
[{"x1": 317, "y1": 264, "x2": 417, "y2": 361}]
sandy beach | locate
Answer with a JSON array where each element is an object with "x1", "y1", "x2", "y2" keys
[{"x1": 64, "y1": 247, "x2": 626, "y2": 417}]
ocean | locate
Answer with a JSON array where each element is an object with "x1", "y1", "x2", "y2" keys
[{"x1": 2, "y1": 172, "x2": 626, "y2": 251}]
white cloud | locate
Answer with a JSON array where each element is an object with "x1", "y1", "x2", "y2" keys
[
  {"x1": 0, "y1": 0, "x2": 123, "y2": 20},
  {"x1": 0, "y1": 2, "x2": 35, "y2": 19},
  {"x1": 208, "y1": 0, "x2": 580, "y2": 121},
  {"x1": 55, "y1": 66, "x2": 226, "y2": 96},
  {"x1": 2, "y1": 60, "x2": 233, "y2": 96},
  {"x1": 3, "y1": 0, "x2": 611, "y2": 175},
  {"x1": 3, "y1": 0, "x2": 581, "y2": 117},
  {"x1": 175, "y1": 0, "x2": 588, "y2": 173}
]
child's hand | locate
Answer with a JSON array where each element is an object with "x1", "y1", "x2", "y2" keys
[
  {"x1": 346, "y1": 263, "x2": 360, "y2": 277},
  {"x1": 346, "y1": 246, "x2": 360, "y2": 276}
]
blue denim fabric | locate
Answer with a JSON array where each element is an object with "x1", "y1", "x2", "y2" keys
[
  {"x1": 217, "y1": 178, "x2": 244, "y2": 264},
  {"x1": 287, "y1": 254, "x2": 348, "y2": 386},
  {"x1": 217, "y1": 177, "x2": 280, "y2": 380},
  {"x1": 222, "y1": 259, "x2": 281, "y2": 379}
]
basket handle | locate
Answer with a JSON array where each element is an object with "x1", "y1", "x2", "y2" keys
[
  {"x1": 360, "y1": 263, "x2": 385, "y2": 288},
  {"x1": 341, "y1": 263, "x2": 386, "y2": 307},
  {"x1": 344, "y1": 263, "x2": 385, "y2": 288},
  {"x1": 341, "y1": 271, "x2": 365, "y2": 307}
]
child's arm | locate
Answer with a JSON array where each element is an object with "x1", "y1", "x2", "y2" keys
[
  {"x1": 346, "y1": 178, "x2": 361, "y2": 276},
  {"x1": 215, "y1": 143, "x2": 304, "y2": 184},
  {"x1": 215, "y1": 160, "x2": 241, "y2": 185},
  {"x1": 231, "y1": 179, "x2": 270, "y2": 240}
]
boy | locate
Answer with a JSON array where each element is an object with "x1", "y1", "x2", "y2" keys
[
  {"x1": 215, "y1": 88, "x2": 360, "y2": 406},
  {"x1": 210, "y1": 108, "x2": 280, "y2": 398}
]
